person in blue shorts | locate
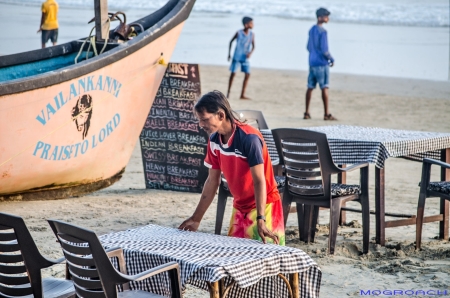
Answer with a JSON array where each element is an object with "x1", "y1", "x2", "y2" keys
[
  {"x1": 227, "y1": 16, "x2": 255, "y2": 100},
  {"x1": 304, "y1": 8, "x2": 337, "y2": 120}
]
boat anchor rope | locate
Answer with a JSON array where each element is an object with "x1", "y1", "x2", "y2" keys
[
  {"x1": 75, "y1": 11, "x2": 145, "y2": 64},
  {"x1": 75, "y1": 18, "x2": 111, "y2": 64}
]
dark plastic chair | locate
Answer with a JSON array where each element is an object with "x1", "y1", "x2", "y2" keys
[
  {"x1": 272, "y1": 128, "x2": 370, "y2": 254},
  {"x1": 48, "y1": 219, "x2": 182, "y2": 298},
  {"x1": 0, "y1": 212, "x2": 75, "y2": 298},
  {"x1": 416, "y1": 158, "x2": 450, "y2": 249},
  {"x1": 235, "y1": 109, "x2": 269, "y2": 130},
  {"x1": 214, "y1": 110, "x2": 285, "y2": 235}
]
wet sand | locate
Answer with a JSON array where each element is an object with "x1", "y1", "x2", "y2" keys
[{"x1": 1, "y1": 65, "x2": 450, "y2": 297}]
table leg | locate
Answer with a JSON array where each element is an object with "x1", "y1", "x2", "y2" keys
[
  {"x1": 208, "y1": 279, "x2": 235, "y2": 298},
  {"x1": 208, "y1": 281, "x2": 220, "y2": 298},
  {"x1": 221, "y1": 280, "x2": 235, "y2": 298},
  {"x1": 439, "y1": 148, "x2": 450, "y2": 240},
  {"x1": 375, "y1": 167, "x2": 386, "y2": 246},
  {"x1": 289, "y1": 273, "x2": 299, "y2": 298},
  {"x1": 338, "y1": 165, "x2": 347, "y2": 225},
  {"x1": 218, "y1": 279, "x2": 225, "y2": 297}
]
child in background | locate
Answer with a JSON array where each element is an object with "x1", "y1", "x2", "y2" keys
[{"x1": 227, "y1": 17, "x2": 255, "y2": 100}]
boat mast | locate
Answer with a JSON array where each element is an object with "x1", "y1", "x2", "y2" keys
[{"x1": 94, "y1": 0, "x2": 109, "y2": 41}]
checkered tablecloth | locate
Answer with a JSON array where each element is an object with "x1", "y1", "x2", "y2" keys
[
  {"x1": 261, "y1": 126, "x2": 450, "y2": 168},
  {"x1": 99, "y1": 224, "x2": 321, "y2": 298}
]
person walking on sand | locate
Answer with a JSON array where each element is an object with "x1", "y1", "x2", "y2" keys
[
  {"x1": 304, "y1": 8, "x2": 337, "y2": 121},
  {"x1": 179, "y1": 90, "x2": 285, "y2": 245},
  {"x1": 37, "y1": 0, "x2": 59, "y2": 49},
  {"x1": 227, "y1": 17, "x2": 255, "y2": 100}
]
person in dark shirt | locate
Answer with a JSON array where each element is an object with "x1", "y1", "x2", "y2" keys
[{"x1": 304, "y1": 8, "x2": 337, "y2": 121}]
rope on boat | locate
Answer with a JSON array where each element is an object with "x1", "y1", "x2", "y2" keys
[
  {"x1": 0, "y1": 54, "x2": 167, "y2": 169},
  {"x1": 75, "y1": 18, "x2": 111, "y2": 64}
]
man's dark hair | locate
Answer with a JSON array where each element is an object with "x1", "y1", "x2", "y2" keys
[
  {"x1": 194, "y1": 90, "x2": 240, "y2": 125},
  {"x1": 242, "y1": 16, "x2": 253, "y2": 25},
  {"x1": 316, "y1": 8, "x2": 330, "y2": 18}
]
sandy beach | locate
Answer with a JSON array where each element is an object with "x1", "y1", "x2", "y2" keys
[
  {"x1": 2, "y1": 64, "x2": 450, "y2": 296},
  {"x1": 2, "y1": 0, "x2": 450, "y2": 296}
]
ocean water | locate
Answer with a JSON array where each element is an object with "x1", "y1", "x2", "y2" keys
[
  {"x1": 2, "y1": 0, "x2": 449, "y2": 27},
  {"x1": 0, "y1": 1, "x2": 449, "y2": 80},
  {"x1": 172, "y1": 13, "x2": 449, "y2": 81}
]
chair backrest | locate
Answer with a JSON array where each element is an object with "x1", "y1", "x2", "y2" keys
[
  {"x1": 48, "y1": 219, "x2": 125, "y2": 298},
  {"x1": 271, "y1": 128, "x2": 339, "y2": 199},
  {"x1": 235, "y1": 110, "x2": 269, "y2": 129},
  {"x1": 0, "y1": 212, "x2": 52, "y2": 298},
  {"x1": 235, "y1": 109, "x2": 280, "y2": 163}
]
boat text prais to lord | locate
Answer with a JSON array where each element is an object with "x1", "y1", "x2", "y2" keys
[{"x1": 0, "y1": 0, "x2": 196, "y2": 200}]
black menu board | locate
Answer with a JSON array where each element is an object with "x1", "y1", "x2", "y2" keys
[{"x1": 140, "y1": 63, "x2": 208, "y2": 193}]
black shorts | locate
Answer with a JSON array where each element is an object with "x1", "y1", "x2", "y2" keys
[{"x1": 41, "y1": 29, "x2": 58, "y2": 44}]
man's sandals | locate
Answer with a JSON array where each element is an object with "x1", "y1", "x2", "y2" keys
[
  {"x1": 303, "y1": 113, "x2": 338, "y2": 120},
  {"x1": 324, "y1": 114, "x2": 337, "y2": 120}
]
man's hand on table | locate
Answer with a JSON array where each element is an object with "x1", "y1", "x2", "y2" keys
[
  {"x1": 178, "y1": 216, "x2": 200, "y2": 232},
  {"x1": 257, "y1": 220, "x2": 279, "y2": 245}
]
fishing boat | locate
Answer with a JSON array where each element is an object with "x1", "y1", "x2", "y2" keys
[{"x1": 0, "y1": 0, "x2": 195, "y2": 200}]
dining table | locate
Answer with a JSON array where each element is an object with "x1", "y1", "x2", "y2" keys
[
  {"x1": 99, "y1": 224, "x2": 321, "y2": 298},
  {"x1": 261, "y1": 125, "x2": 450, "y2": 246}
]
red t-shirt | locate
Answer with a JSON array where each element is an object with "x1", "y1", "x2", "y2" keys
[{"x1": 204, "y1": 122, "x2": 280, "y2": 213}]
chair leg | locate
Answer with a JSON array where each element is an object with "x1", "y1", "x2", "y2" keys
[
  {"x1": 282, "y1": 192, "x2": 292, "y2": 227},
  {"x1": 416, "y1": 192, "x2": 427, "y2": 250},
  {"x1": 302, "y1": 205, "x2": 315, "y2": 243},
  {"x1": 329, "y1": 200, "x2": 342, "y2": 254},
  {"x1": 360, "y1": 166, "x2": 370, "y2": 254},
  {"x1": 417, "y1": 161, "x2": 432, "y2": 249},
  {"x1": 295, "y1": 203, "x2": 305, "y2": 241},
  {"x1": 215, "y1": 187, "x2": 229, "y2": 235},
  {"x1": 310, "y1": 206, "x2": 320, "y2": 242},
  {"x1": 168, "y1": 267, "x2": 182, "y2": 298},
  {"x1": 360, "y1": 196, "x2": 370, "y2": 254}
]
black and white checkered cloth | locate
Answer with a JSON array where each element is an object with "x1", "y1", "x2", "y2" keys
[
  {"x1": 99, "y1": 224, "x2": 321, "y2": 298},
  {"x1": 262, "y1": 126, "x2": 450, "y2": 169}
]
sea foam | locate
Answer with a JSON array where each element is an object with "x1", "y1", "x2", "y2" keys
[{"x1": 2, "y1": 0, "x2": 448, "y2": 27}]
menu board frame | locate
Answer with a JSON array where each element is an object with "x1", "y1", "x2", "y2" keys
[{"x1": 139, "y1": 63, "x2": 208, "y2": 193}]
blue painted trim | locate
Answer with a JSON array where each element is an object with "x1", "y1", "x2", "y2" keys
[{"x1": 0, "y1": 52, "x2": 93, "y2": 83}]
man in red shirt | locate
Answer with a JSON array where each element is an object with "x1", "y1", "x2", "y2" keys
[{"x1": 179, "y1": 90, "x2": 284, "y2": 245}]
